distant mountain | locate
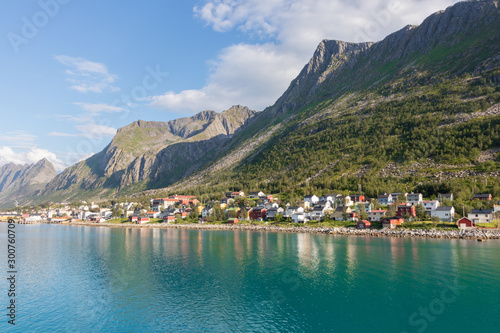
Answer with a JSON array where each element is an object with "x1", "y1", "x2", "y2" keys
[
  {"x1": 37, "y1": 105, "x2": 258, "y2": 202},
  {"x1": 0, "y1": 158, "x2": 57, "y2": 208}
]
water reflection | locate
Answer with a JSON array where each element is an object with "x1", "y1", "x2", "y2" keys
[{"x1": 2, "y1": 224, "x2": 500, "y2": 333}]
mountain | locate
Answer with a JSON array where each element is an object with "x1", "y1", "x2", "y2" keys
[
  {"x1": 139, "y1": 0, "x2": 500, "y2": 202},
  {"x1": 37, "y1": 105, "x2": 258, "y2": 202},
  {"x1": 25, "y1": 0, "x2": 500, "y2": 206},
  {"x1": 0, "y1": 158, "x2": 57, "y2": 208}
]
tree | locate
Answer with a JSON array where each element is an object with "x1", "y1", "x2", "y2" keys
[{"x1": 415, "y1": 204, "x2": 426, "y2": 220}]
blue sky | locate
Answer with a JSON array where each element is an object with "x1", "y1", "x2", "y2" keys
[{"x1": 0, "y1": 0, "x2": 460, "y2": 171}]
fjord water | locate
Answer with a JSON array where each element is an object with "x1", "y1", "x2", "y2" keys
[{"x1": 1, "y1": 225, "x2": 499, "y2": 332}]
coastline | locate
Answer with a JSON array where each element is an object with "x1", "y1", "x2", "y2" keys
[{"x1": 57, "y1": 221, "x2": 500, "y2": 240}]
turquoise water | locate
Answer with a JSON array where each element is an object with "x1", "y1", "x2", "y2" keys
[{"x1": 1, "y1": 224, "x2": 499, "y2": 332}]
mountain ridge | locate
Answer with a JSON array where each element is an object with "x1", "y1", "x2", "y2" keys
[{"x1": 8, "y1": 0, "x2": 500, "y2": 207}]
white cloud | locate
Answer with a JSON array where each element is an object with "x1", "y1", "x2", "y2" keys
[
  {"x1": 149, "y1": 43, "x2": 302, "y2": 113},
  {"x1": 73, "y1": 102, "x2": 125, "y2": 114},
  {"x1": 50, "y1": 103, "x2": 118, "y2": 139},
  {"x1": 74, "y1": 124, "x2": 117, "y2": 139},
  {"x1": 0, "y1": 131, "x2": 37, "y2": 149},
  {"x1": 54, "y1": 55, "x2": 119, "y2": 93},
  {"x1": 150, "y1": 0, "x2": 460, "y2": 113},
  {"x1": 0, "y1": 146, "x2": 66, "y2": 172}
]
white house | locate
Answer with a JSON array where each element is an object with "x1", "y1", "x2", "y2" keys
[
  {"x1": 266, "y1": 207, "x2": 284, "y2": 220},
  {"x1": 285, "y1": 206, "x2": 304, "y2": 217},
  {"x1": 368, "y1": 210, "x2": 387, "y2": 221},
  {"x1": 292, "y1": 212, "x2": 309, "y2": 223},
  {"x1": 310, "y1": 205, "x2": 330, "y2": 220},
  {"x1": 202, "y1": 206, "x2": 213, "y2": 219},
  {"x1": 468, "y1": 209, "x2": 493, "y2": 224},
  {"x1": 378, "y1": 193, "x2": 393, "y2": 206},
  {"x1": 431, "y1": 206, "x2": 455, "y2": 222},
  {"x1": 423, "y1": 200, "x2": 440, "y2": 212},
  {"x1": 248, "y1": 191, "x2": 265, "y2": 199},
  {"x1": 304, "y1": 195, "x2": 319, "y2": 208},
  {"x1": 407, "y1": 193, "x2": 423, "y2": 206},
  {"x1": 336, "y1": 196, "x2": 354, "y2": 207}
]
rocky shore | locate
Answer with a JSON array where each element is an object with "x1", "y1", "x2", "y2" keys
[{"x1": 66, "y1": 222, "x2": 500, "y2": 240}]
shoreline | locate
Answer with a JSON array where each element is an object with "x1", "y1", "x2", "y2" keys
[{"x1": 52, "y1": 221, "x2": 500, "y2": 240}]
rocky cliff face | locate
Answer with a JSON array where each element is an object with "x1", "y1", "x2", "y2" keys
[
  {"x1": 0, "y1": 158, "x2": 57, "y2": 208},
  {"x1": 38, "y1": 106, "x2": 258, "y2": 200},
  {"x1": 265, "y1": 0, "x2": 500, "y2": 117}
]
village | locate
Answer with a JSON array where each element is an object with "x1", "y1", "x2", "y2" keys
[{"x1": 1, "y1": 191, "x2": 499, "y2": 232}]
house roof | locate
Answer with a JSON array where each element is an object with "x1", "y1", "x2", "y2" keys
[
  {"x1": 473, "y1": 194, "x2": 491, "y2": 198},
  {"x1": 434, "y1": 206, "x2": 454, "y2": 211},
  {"x1": 471, "y1": 209, "x2": 493, "y2": 214}
]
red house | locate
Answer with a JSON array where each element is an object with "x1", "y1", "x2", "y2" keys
[
  {"x1": 249, "y1": 208, "x2": 267, "y2": 220},
  {"x1": 129, "y1": 215, "x2": 139, "y2": 223},
  {"x1": 396, "y1": 204, "x2": 416, "y2": 218},
  {"x1": 382, "y1": 217, "x2": 404, "y2": 229},
  {"x1": 457, "y1": 217, "x2": 476, "y2": 230},
  {"x1": 357, "y1": 220, "x2": 371, "y2": 229},
  {"x1": 163, "y1": 215, "x2": 175, "y2": 223},
  {"x1": 227, "y1": 218, "x2": 239, "y2": 224},
  {"x1": 137, "y1": 216, "x2": 150, "y2": 224},
  {"x1": 471, "y1": 194, "x2": 492, "y2": 201}
]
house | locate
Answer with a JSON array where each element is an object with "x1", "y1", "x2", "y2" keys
[
  {"x1": 471, "y1": 194, "x2": 492, "y2": 201},
  {"x1": 201, "y1": 206, "x2": 213, "y2": 219},
  {"x1": 468, "y1": 209, "x2": 493, "y2": 224},
  {"x1": 391, "y1": 193, "x2": 407, "y2": 201},
  {"x1": 88, "y1": 216, "x2": 104, "y2": 223},
  {"x1": 350, "y1": 194, "x2": 365, "y2": 203},
  {"x1": 332, "y1": 206, "x2": 349, "y2": 220},
  {"x1": 227, "y1": 191, "x2": 245, "y2": 198},
  {"x1": 396, "y1": 203, "x2": 416, "y2": 218},
  {"x1": 407, "y1": 193, "x2": 423, "y2": 206},
  {"x1": 368, "y1": 209, "x2": 387, "y2": 221},
  {"x1": 320, "y1": 194, "x2": 336, "y2": 204},
  {"x1": 336, "y1": 196, "x2": 354, "y2": 207},
  {"x1": 344, "y1": 212, "x2": 359, "y2": 222},
  {"x1": 137, "y1": 216, "x2": 150, "y2": 224},
  {"x1": 259, "y1": 194, "x2": 274, "y2": 202},
  {"x1": 129, "y1": 215, "x2": 139, "y2": 223},
  {"x1": 431, "y1": 206, "x2": 455, "y2": 222},
  {"x1": 266, "y1": 207, "x2": 284, "y2": 220},
  {"x1": 249, "y1": 207, "x2": 267, "y2": 220},
  {"x1": 284, "y1": 206, "x2": 304, "y2": 217},
  {"x1": 146, "y1": 211, "x2": 160, "y2": 219},
  {"x1": 310, "y1": 205, "x2": 329, "y2": 220},
  {"x1": 382, "y1": 217, "x2": 404, "y2": 229},
  {"x1": 220, "y1": 198, "x2": 233, "y2": 207},
  {"x1": 457, "y1": 217, "x2": 476, "y2": 230},
  {"x1": 227, "y1": 218, "x2": 239, "y2": 224},
  {"x1": 249, "y1": 191, "x2": 265, "y2": 199},
  {"x1": 378, "y1": 193, "x2": 393, "y2": 206},
  {"x1": 357, "y1": 220, "x2": 371, "y2": 229},
  {"x1": 354, "y1": 202, "x2": 373, "y2": 213},
  {"x1": 292, "y1": 212, "x2": 309, "y2": 223},
  {"x1": 438, "y1": 193, "x2": 454, "y2": 202},
  {"x1": 493, "y1": 204, "x2": 500, "y2": 214},
  {"x1": 163, "y1": 215, "x2": 175, "y2": 223},
  {"x1": 422, "y1": 200, "x2": 440, "y2": 213},
  {"x1": 304, "y1": 195, "x2": 319, "y2": 208}
]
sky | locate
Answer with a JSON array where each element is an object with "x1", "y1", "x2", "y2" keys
[{"x1": 0, "y1": 0, "x2": 461, "y2": 172}]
